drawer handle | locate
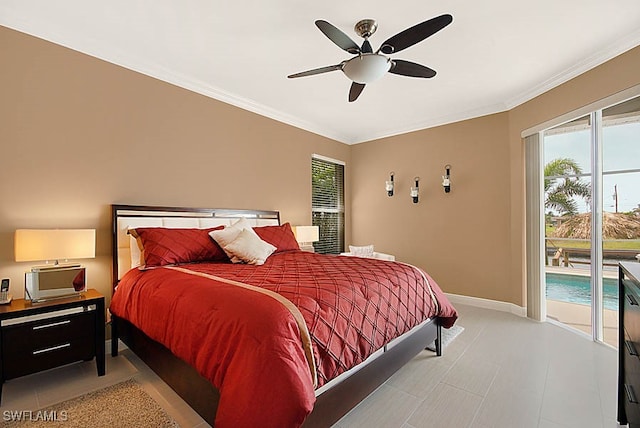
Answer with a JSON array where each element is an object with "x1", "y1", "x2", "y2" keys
[
  {"x1": 627, "y1": 293, "x2": 639, "y2": 306},
  {"x1": 626, "y1": 384, "x2": 638, "y2": 404},
  {"x1": 32, "y1": 320, "x2": 71, "y2": 330},
  {"x1": 627, "y1": 340, "x2": 639, "y2": 356},
  {"x1": 33, "y1": 343, "x2": 71, "y2": 355}
]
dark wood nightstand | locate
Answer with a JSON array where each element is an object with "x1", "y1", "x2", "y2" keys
[{"x1": 0, "y1": 289, "x2": 105, "y2": 403}]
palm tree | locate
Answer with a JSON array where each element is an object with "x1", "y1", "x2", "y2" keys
[{"x1": 544, "y1": 158, "x2": 591, "y2": 216}]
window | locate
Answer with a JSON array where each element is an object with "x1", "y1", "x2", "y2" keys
[{"x1": 312, "y1": 155, "x2": 345, "y2": 254}]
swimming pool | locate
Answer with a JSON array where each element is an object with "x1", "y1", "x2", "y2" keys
[{"x1": 545, "y1": 273, "x2": 618, "y2": 310}]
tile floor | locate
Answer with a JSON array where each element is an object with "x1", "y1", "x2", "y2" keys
[{"x1": 0, "y1": 304, "x2": 621, "y2": 428}]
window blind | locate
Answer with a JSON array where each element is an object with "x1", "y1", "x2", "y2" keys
[{"x1": 311, "y1": 157, "x2": 345, "y2": 254}]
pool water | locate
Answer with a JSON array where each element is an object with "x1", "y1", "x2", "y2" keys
[{"x1": 545, "y1": 273, "x2": 618, "y2": 310}]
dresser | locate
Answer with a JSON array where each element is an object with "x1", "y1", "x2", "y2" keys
[
  {"x1": 0, "y1": 289, "x2": 105, "y2": 403},
  {"x1": 620, "y1": 262, "x2": 640, "y2": 427}
]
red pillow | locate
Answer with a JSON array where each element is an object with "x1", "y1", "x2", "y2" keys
[
  {"x1": 129, "y1": 227, "x2": 228, "y2": 268},
  {"x1": 253, "y1": 223, "x2": 300, "y2": 253}
]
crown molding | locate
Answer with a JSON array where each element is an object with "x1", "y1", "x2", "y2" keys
[
  {"x1": 3, "y1": 17, "x2": 640, "y2": 146},
  {"x1": 348, "y1": 102, "x2": 509, "y2": 145},
  {"x1": 504, "y1": 28, "x2": 640, "y2": 110},
  {"x1": 0, "y1": 20, "x2": 353, "y2": 145}
]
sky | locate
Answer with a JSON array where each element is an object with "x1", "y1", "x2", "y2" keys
[{"x1": 544, "y1": 122, "x2": 640, "y2": 214}]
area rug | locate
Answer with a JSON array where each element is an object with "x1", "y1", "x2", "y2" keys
[
  {"x1": 426, "y1": 324, "x2": 464, "y2": 351},
  {"x1": 3, "y1": 379, "x2": 179, "y2": 427}
]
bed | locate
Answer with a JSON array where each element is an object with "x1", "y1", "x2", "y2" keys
[{"x1": 109, "y1": 204, "x2": 457, "y2": 427}]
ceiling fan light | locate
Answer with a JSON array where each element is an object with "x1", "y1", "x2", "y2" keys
[{"x1": 342, "y1": 54, "x2": 391, "y2": 84}]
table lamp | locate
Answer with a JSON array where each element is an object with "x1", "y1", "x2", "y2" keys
[
  {"x1": 15, "y1": 229, "x2": 96, "y2": 302},
  {"x1": 293, "y1": 226, "x2": 319, "y2": 252}
]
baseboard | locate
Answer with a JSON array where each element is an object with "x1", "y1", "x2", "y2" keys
[{"x1": 445, "y1": 293, "x2": 527, "y2": 318}]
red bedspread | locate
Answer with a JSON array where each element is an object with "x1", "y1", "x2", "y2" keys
[{"x1": 110, "y1": 251, "x2": 457, "y2": 427}]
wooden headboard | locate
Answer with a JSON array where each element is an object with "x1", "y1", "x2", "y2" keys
[{"x1": 111, "y1": 204, "x2": 280, "y2": 287}]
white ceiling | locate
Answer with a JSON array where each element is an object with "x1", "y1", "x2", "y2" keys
[{"x1": 2, "y1": 1, "x2": 640, "y2": 144}]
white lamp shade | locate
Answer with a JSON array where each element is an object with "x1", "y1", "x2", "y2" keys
[
  {"x1": 342, "y1": 54, "x2": 391, "y2": 84},
  {"x1": 15, "y1": 229, "x2": 96, "y2": 262},
  {"x1": 293, "y1": 226, "x2": 319, "y2": 243}
]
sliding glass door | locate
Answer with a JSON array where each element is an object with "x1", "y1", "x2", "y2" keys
[
  {"x1": 543, "y1": 114, "x2": 595, "y2": 340},
  {"x1": 601, "y1": 98, "x2": 640, "y2": 344},
  {"x1": 542, "y1": 96, "x2": 640, "y2": 347}
]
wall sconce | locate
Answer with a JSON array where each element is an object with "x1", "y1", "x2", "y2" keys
[
  {"x1": 385, "y1": 172, "x2": 395, "y2": 197},
  {"x1": 410, "y1": 177, "x2": 420, "y2": 203},
  {"x1": 442, "y1": 164, "x2": 452, "y2": 193}
]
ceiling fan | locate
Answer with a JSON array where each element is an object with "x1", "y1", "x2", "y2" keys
[{"x1": 287, "y1": 14, "x2": 453, "y2": 102}]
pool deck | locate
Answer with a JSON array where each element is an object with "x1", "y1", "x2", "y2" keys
[
  {"x1": 545, "y1": 264, "x2": 618, "y2": 279},
  {"x1": 546, "y1": 299, "x2": 618, "y2": 347},
  {"x1": 545, "y1": 265, "x2": 619, "y2": 348}
]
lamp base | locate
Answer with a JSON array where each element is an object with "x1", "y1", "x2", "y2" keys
[
  {"x1": 25, "y1": 266, "x2": 86, "y2": 302},
  {"x1": 28, "y1": 292, "x2": 82, "y2": 304},
  {"x1": 300, "y1": 244, "x2": 315, "y2": 253}
]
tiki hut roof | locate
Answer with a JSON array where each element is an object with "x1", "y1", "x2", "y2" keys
[{"x1": 552, "y1": 212, "x2": 640, "y2": 239}]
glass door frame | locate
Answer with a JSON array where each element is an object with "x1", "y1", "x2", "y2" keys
[
  {"x1": 524, "y1": 83, "x2": 640, "y2": 345},
  {"x1": 590, "y1": 110, "x2": 604, "y2": 342}
]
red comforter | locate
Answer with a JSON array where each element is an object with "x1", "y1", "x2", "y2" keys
[{"x1": 110, "y1": 251, "x2": 457, "y2": 428}]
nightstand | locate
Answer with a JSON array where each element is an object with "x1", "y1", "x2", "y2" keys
[{"x1": 0, "y1": 289, "x2": 105, "y2": 403}]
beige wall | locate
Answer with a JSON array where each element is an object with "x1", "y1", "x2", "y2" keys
[
  {"x1": 0, "y1": 26, "x2": 350, "y2": 304},
  {"x1": 2, "y1": 24, "x2": 640, "y2": 310},
  {"x1": 351, "y1": 113, "x2": 512, "y2": 302},
  {"x1": 352, "y1": 45, "x2": 640, "y2": 307}
]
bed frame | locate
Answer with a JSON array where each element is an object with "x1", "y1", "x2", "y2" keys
[{"x1": 110, "y1": 204, "x2": 442, "y2": 427}]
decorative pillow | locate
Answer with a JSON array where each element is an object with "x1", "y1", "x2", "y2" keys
[
  {"x1": 209, "y1": 217, "x2": 260, "y2": 263},
  {"x1": 222, "y1": 228, "x2": 276, "y2": 265},
  {"x1": 129, "y1": 234, "x2": 143, "y2": 268},
  {"x1": 349, "y1": 244, "x2": 375, "y2": 257},
  {"x1": 253, "y1": 223, "x2": 300, "y2": 253},
  {"x1": 129, "y1": 226, "x2": 227, "y2": 268}
]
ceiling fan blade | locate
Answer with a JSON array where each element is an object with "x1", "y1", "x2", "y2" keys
[
  {"x1": 316, "y1": 20, "x2": 361, "y2": 54},
  {"x1": 379, "y1": 14, "x2": 453, "y2": 54},
  {"x1": 389, "y1": 60, "x2": 436, "y2": 78},
  {"x1": 288, "y1": 64, "x2": 343, "y2": 79},
  {"x1": 349, "y1": 82, "x2": 366, "y2": 102}
]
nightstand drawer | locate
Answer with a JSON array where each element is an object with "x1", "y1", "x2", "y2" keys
[
  {"x1": 0, "y1": 290, "x2": 105, "y2": 404},
  {"x1": 2, "y1": 336, "x2": 94, "y2": 379},
  {"x1": 624, "y1": 280, "x2": 640, "y2": 338},
  {"x1": 621, "y1": 264, "x2": 640, "y2": 427},
  {"x1": 2, "y1": 310, "x2": 95, "y2": 352}
]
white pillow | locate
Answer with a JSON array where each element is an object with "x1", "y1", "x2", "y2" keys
[
  {"x1": 209, "y1": 217, "x2": 259, "y2": 263},
  {"x1": 349, "y1": 244, "x2": 375, "y2": 257},
  {"x1": 223, "y1": 228, "x2": 276, "y2": 265},
  {"x1": 130, "y1": 234, "x2": 142, "y2": 268}
]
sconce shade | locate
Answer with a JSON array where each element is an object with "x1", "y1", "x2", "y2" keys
[
  {"x1": 443, "y1": 164, "x2": 452, "y2": 193},
  {"x1": 15, "y1": 229, "x2": 96, "y2": 263},
  {"x1": 293, "y1": 226, "x2": 320, "y2": 243},
  {"x1": 411, "y1": 177, "x2": 420, "y2": 203},
  {"x1": 386, "y1": 172, "x2": 395, "y2": 197}
]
